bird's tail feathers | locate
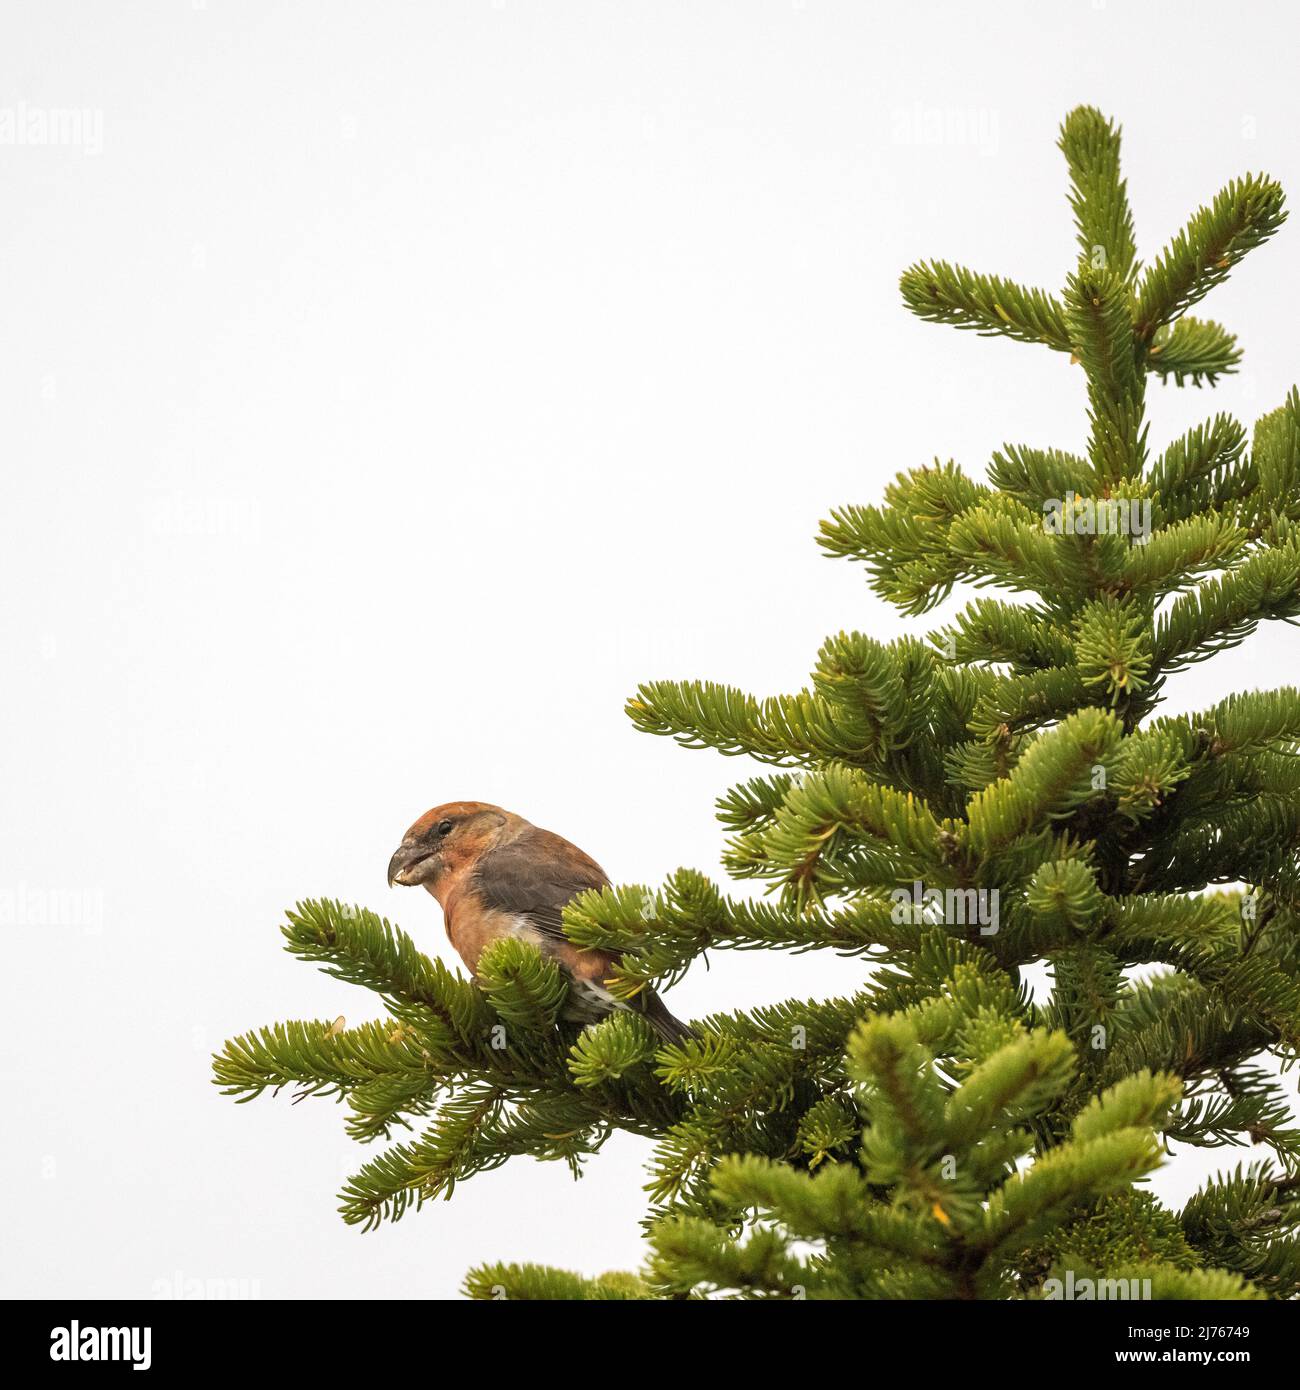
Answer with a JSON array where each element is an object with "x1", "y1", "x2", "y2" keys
[{"x1": 639, "y1": 990, "x2": 694, "y2": 1046}]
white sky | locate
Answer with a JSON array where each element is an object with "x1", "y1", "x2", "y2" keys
[{"x1": 3, "y1": 0, "x2": 1300, "y2": 1298}]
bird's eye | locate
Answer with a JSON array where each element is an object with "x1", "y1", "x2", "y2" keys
[{"x1": 438, "y1": 820, "x2": 453, "y2": 836}]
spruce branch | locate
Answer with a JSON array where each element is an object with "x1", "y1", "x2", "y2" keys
[
  {"x1": 1134, "y1": 175, "x2": 1286, "y2": 340},
  {"x1": 1058, "y1": 106, "x2": 1139, "y2": 284},
  {"x1": 1147, "y1": 317, "x2": 1241, "y2": 387},
  {"x1": 1064, "y1": 262, "x2": 1147, "y2": 487},
  {"x1": 899, "y1": 261, "x2": 1072, "y2": 352}
]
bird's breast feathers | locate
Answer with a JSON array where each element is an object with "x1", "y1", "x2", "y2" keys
[{"x1": 444, "y1": 902, "x2": 538, "y2": 975}]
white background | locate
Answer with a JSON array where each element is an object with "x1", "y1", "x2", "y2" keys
[{"x1": 3, "y1": 0, "x2": 1299, "y2": 1299}]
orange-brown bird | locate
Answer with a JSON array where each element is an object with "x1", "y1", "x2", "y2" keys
[{"x1": 387, "y1": 802, "x2": 691, "y2": 1044}]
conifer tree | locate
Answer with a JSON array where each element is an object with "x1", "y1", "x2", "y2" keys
[{"x1": 215, "y1": 109, "x2": 1300, "y2": 1300}]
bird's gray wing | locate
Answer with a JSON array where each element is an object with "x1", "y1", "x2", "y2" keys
[{"x1": 472, "y1": 827, "x2": 609, "y2": 941}]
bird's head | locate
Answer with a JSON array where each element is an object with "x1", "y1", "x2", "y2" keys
[{"x1": 387, "y1": 801, "x2": 512, "y2": 895}]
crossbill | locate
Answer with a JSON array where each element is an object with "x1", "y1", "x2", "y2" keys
[{"x1": 387, "y1": 801, "x2": 691, "y2": 1043}]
